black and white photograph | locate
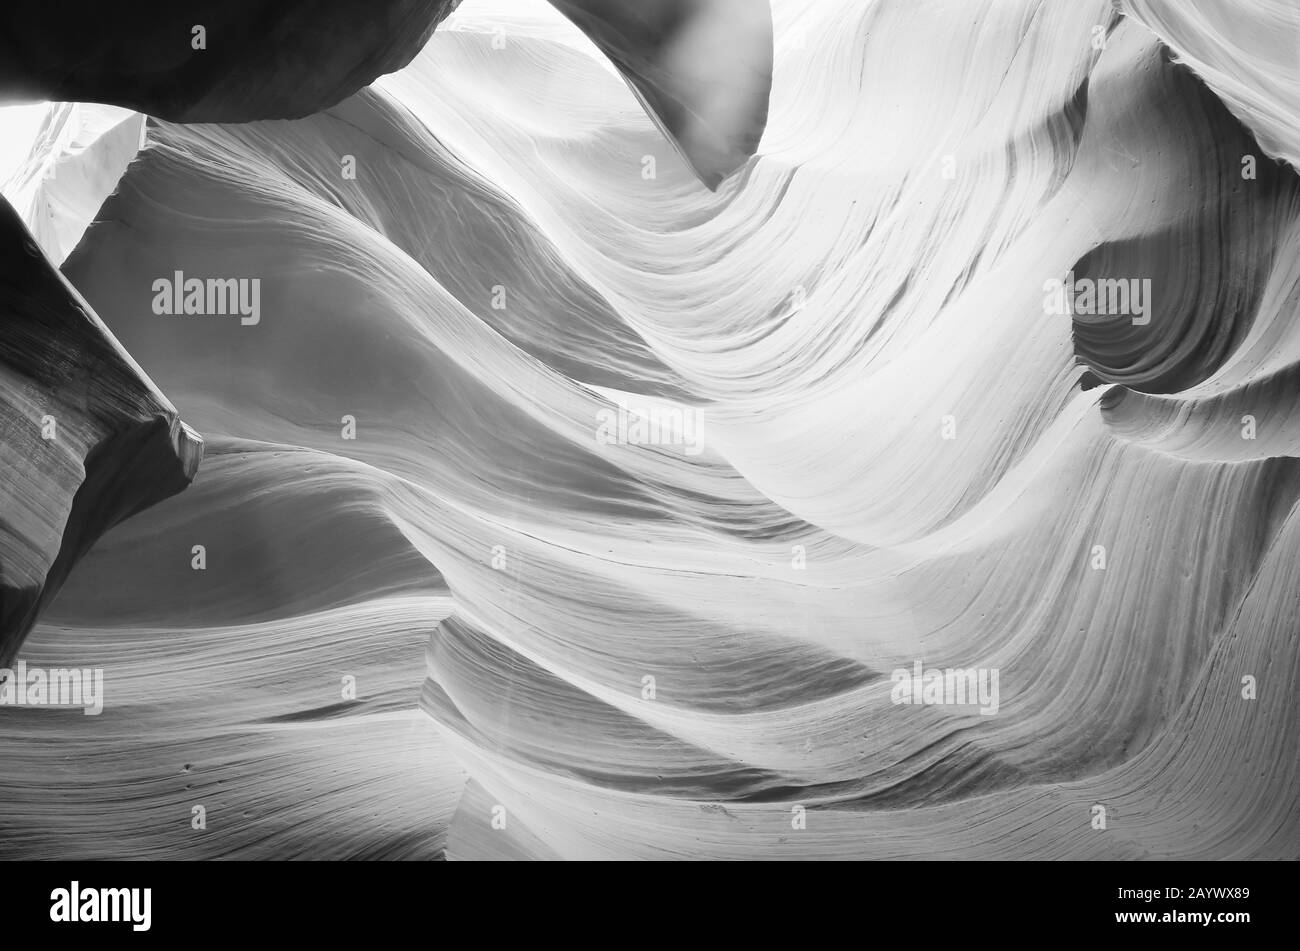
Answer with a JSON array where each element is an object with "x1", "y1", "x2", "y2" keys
[{"x1": 0, "y1": 0, "x2": 1294, "y2": 930}]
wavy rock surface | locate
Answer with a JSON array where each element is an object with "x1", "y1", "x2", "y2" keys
[
  {"x1": 546, "y1": 0, "x2": 773, "y2": 187},
  {"x1": 1, "y1": 0, "x2": 1298, "y2": 860},
  {"x1": 1120, "y1": 0, "x2": 1300, "y2": 171}
]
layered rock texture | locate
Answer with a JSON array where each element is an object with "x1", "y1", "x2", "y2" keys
[{"x1": 1, "y1": 0, "x2": 1297, "y2": 860}]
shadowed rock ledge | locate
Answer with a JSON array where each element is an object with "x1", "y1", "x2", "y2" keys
[
  {"x1": 0, "y1": 0, "x2": 458, "y2": 122},
  {"x1": 0, "y1": 0, "x2": 772, "y2": 189},
  {"x1": 0, "y1": 197, "x2": 201, "y2": 664}
]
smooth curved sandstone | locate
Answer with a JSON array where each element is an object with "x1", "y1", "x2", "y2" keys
[
  {"x1": 0, "y1": 0, "x2": 1298, "y2": 860},
  {"x1": 546, "y1": 0, "x2": 773, "y2": 188},
  {"x1": 1120, "y1": 0, "x2": 1300, "y2": 172},
  {"x1": 0, "y1": 440, "x2": 459, "y2": 860}
]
